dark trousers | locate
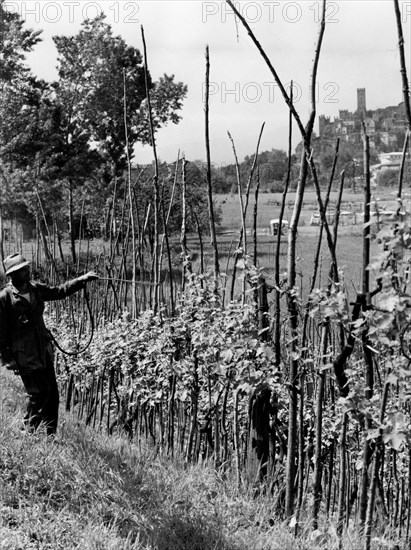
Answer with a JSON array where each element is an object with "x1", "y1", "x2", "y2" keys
[{"x1": 20, "y1": 357, "x2": 59, "y2": 435}]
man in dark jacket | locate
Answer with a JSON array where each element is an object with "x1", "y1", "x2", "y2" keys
[{"x1": 0, "y1": 253, "x2": 98, "y2": 435}]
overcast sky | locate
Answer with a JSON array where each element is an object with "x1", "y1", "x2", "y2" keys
[{"x1": 7, "y1": 0, "x2": 411, "y2": 166}]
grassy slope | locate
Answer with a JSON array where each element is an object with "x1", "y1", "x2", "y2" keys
[
  {"x1": 0, "y1": 368, "x2": 374, "y2": 550},
  {"x1": 0, "y1": 369, "x2": 307, "y2": 550}
]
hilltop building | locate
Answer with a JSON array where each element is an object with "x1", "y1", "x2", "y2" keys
[
  {"x1": 318, "y1": 88, "x2": 408, "y2": 150},
  {"x1": 357, "y1": 88, "x2": 366, "y2": 116}
]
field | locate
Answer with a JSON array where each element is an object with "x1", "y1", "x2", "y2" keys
[
  {"x1": 2, "y1": 187, "x2": 401, "y2": 304},
  {"x1": 203, "y1": 188, "x2": 403, "y2": 300},
  {"x1": 215, "y1": 188, "x2": 402, "y2": 231}
]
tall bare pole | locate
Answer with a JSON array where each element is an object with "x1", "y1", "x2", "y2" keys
[
  {"x1": 180, "y1": 155, "x2": 191, "y2": 290},
  {"x1": 123, "y1": 68, "x2": 137, "y2": 317},
  {"x1": 397, "y1": 129, "x2": 410, "y2": 200},
  {"x1": 393, "y1": 0, "x2": 411, "y2": 203},
  {"x1": 204, "y1": 45, "x2": 220, "y2": 283},
  {"x1": 225, "y1": 0, "x2": 328, "y2": 517},
  {"x1": 393, "y1": 0, "x2": 411, "y2": 130},
  {"x1": 274, "y1": 85, "x2": 293, "y2": 368},
  {"x1": 229, "y1": 124, "x2": 265, "y2": 302},
  {"x1": 285, "y1": 1, "x2": 328, "y2": 517},
  {"x1": 141, "y1": 25, "x2": 160, "y2": 313},
  {"x1": 159, "y1": 154, "x2": 179, "y2": 315},
  {"x1": 362, "y1": 130, "x2": 371, "y2": 300},
  {"x1": 227, "y1": 131, "x2": 247, "y2": 302},
  {"x1": 359, "y1": 127, "x2": 374, "y2": 526},
  {"x1": 227, "y1": 131, "x2": 247, "y2": 255}
]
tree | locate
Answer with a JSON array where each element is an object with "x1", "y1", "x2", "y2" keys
[
  {"x1": 136, "y1": 74, "x2": 188, "y2": 146},
  {"x1": 175, "y1": 161, "x2": 222, "y2": 233},
  {"x1": 0, "y1": 0, "x2": 41, "y2": 84},
  {"x1": 0, "y1": 59, "x2": 101, "y2": 263},
  {"x1": 219, "y1": 148, "x2": 295, "y2": 193},
  {"x1": 376, "y1": 168, "x2": 399, "y2": 187},
  {"x1": 51, "y1": 15, "x2": 187, "y2": 252},
  {"x1": 53, "y1": 15, "x2": 187, "y2": 175},
  {"x1": 1, "y1": 10, "x2": 188, "y2": 257},
  {"x1": 244, "y1": 148, "x2": 290, "y2": 183},
  {"x1": 0, "y1": 0, "x2": 44, "y2": 172},
  {"x1": 136, "y1": 161, "x2": 222, "y2": 239},
  {"x1": 189, "y1": 160, "x2": 230, "y2": 194},
  {"x1": 0, "y1": 0, "x2": 45, "y2": 244}
]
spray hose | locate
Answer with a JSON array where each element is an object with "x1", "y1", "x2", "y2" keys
[
  {"x1": 48, "y1": 287, "x2": 95, "y2": 356},
  {"x1": 48, "y1": 277, "x2": 159, "y2": 356}
]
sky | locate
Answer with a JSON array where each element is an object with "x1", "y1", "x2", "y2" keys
[{"x1": 5, "y1": 0, "x2": 411, "y2": 166}]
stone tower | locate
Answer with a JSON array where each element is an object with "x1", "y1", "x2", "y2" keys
[{"x1": 357, "y1": 88, "x2": 366, "y2": 115}]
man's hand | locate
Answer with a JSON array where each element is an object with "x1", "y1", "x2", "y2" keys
[
  {"x1": 80, "y1": 271, "x2": 99, "y2": 283},
  {"x1": 5, "y1": 360, "x2": 19, "y2": 372}
]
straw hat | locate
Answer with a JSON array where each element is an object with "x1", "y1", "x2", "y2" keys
[{"x1": 3, "y1": 253, "x2": 31, "y2": 276}]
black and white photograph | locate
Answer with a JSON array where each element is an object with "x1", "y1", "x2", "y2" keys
[{"x1": 1, "y1": 1, "x2": 411, "y2": 548}]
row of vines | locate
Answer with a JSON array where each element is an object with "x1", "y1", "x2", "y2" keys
[{"x1": 50, "y1": 203, "x2": 411, "y2": 548}]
